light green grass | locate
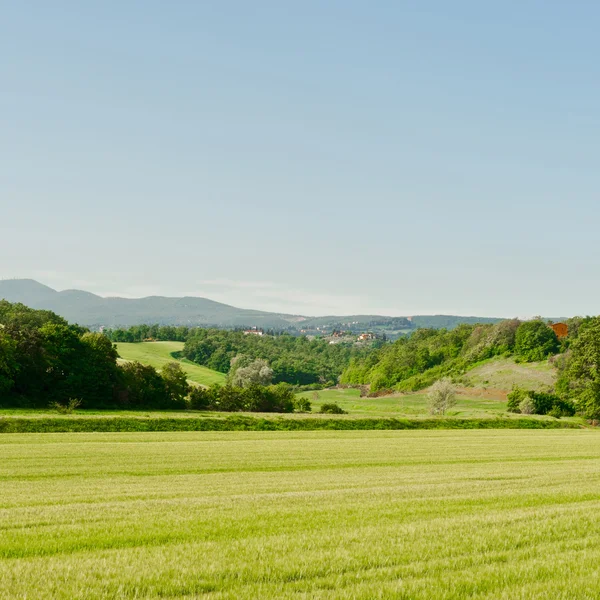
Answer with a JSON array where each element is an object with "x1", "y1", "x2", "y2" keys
[
  {"x1": 464, "y1": 356, "x2": 556, "y2": 391},
  {"x1": 1, "y1": 387, "x2": 579, "y2": 424},
  {"x1": 299, "y1": 388, "x2": 519, "y2": 419},
  {"x1": 116, "y1": 341, "x2": 226, "y2": 386},
  {"x1": 1, "y1": 430, "x2": 600, "y2": 598}
]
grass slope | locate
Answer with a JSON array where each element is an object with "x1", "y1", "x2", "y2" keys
[
  {"x1": 464, "y1": 356, "x2": 556, "y2": 392},
  {"x1": 116, "y1": 341, "x2": 226, "y2": 386},
  {"x1": 1, "y1": 430, "x2": 599, "y2": 599}
]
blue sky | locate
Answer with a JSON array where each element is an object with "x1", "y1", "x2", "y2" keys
[{"x1": 1, "y1": 1, "x2": 599, "y2": 317}]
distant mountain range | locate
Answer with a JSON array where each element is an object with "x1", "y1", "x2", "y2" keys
[{"x1": 0, "y1": 279, "x2": 504, "y2": 333}]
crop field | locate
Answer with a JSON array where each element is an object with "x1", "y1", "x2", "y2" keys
[
  {"x1": 115, "y1": 342, "x2": 226, "y2": 387},
  {"x1": 2, "y1": 430, "x2": 600, "y2": 599}
]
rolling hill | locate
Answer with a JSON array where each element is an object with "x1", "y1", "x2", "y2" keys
[
  {"x1": 115, "y1": 341, "x2": 226, "y2": 387},
  {"x1": 0, "y1": 279, "x2": 503, "y2": 332}
]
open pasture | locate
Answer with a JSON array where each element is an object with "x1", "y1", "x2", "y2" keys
[
  {"x1": 115, "y1": 341, "x2": 227, "y2": 387},
  {"x1": 2, "y1": 430, "x2": 600, "y2": 599},
  {"x1": 300, "y1": 387, "x2": 513, "y2": 418}
]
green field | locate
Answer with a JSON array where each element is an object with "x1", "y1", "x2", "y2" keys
[
  {"x1": 464, "y1": 357, "x2": 556, "y2": 391},
  {"x1": 116, "y1": 341, "x2": 226, "y2": 386},
  {"x1": 299, "y1": 388, "x2": 513, "y2": 418},
  {"x1": 1, "y1": 430, "x2": 600, "y2": 599}
]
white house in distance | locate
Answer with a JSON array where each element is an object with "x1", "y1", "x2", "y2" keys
[
  {"x1": 357, "y1": 333, "x2": 375, "y2": 342},
  {"x1": 243, "y1": 328, "x2": 264, "y2": 336}
]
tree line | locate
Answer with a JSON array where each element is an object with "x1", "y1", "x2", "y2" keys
[
  {"x1": 181, "y1": 328, "x2": 374, "y2": 386},
  {"x1": 341, "y1": 316, "x2": 600, "y2": 420},
  {"x1": 0, "y1": 301, "x2": 301, "y2": 412}
]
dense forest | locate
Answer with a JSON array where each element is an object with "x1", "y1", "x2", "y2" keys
[
  {"x1": 106, "y1": 325, "x2": 375, "y2": 386},
  {"x1": 0, "y1": 301, "x2": 295, "y2": 412},
  {"x1": 181, "y1": 329, "x2": 376, "y2": 386},
  {"x1": 0, "y1": 300, "x2": 191, "y2": 409}
]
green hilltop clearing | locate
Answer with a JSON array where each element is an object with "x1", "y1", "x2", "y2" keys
[
  {"x1": 115, "y1": 341, "x2": 226, "y2": 387},
  {"x1": 1, "y1": 430, "x2": 600, "y2": 599}
]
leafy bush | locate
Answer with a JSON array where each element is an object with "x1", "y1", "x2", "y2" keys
[
  {"x1": 49, "y1": 398, "x2": 82, "y2": 414},
  {"x1": 428, "y1": 378, "x2": 457, "y2": 415},
  {"x1": 548, "y1": 406, "x2": 562, "y2": 419},
  {"x1": 319, "y1": 403, "x2": 347, "y2": 414},
  {"x1": 514, "y1": 320, "x2": 559, "y2": 362},
  {"x1": 293, "y1": 397, "x2": 312, "y2": 413},
  {"x1": 188, "y1": 384, "x2": 295, "y2": 413},
  {"x1": 548, "y1": 398, "x2": 576, "y2": 417},
  {"x1": 518, "y1": 397, "x2": 535, "y2": 415},
  {"x1": 507, "y1": 386, "x2": 574, "y2": 416}
]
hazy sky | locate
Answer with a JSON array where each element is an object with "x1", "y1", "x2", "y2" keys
[{"x1": 2, "y1": 1, "x2": 599, "y2": 317}]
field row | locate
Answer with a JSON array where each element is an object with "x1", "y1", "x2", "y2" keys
[{"x1": 2, "y1": 430, "x2": 600, "y2": 599}]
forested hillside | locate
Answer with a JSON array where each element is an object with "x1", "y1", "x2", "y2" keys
[
  {"x1": 0, "y1": 300, "x2": 192, "y2": 409},
  {"x1": 182, "y1": 329, "x2": 374, "y2": 386},
  {"x1": 341, "y1": 317, "x2": 591, "y2": 399}
]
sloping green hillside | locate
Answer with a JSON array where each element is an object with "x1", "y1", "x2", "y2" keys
[
  {"x1": 464, "y1": 356, "x2": 556, "y2": 392},
  {"x1": 116, "y1": 342, "x2": 226, "y2": 387}
]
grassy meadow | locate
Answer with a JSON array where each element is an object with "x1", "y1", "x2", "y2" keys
[
  {"x1": 464, "y1": 356, "x2": 556, "y2": 391},
  {"x1": 2, "y1": 430, "x2": 600, "y2": 599},
  {"x1": 116, "y1": 341, "x2": 227, "y2": 386},
  {"x1": 299, "y1": 388, "x2": 513, "y2": 418}
]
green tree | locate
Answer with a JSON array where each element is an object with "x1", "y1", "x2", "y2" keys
[
  {"x1": 230, "y1": 358, "x2": 273, "y2": 388},
  {"x1": 514, "y1": 320, "x2": 559, "y2": 362},
  {"x1": 118, "y1": 362, "x2": 171, "y2": 409},
  {"x1": 563, "y1": 317, "x2": 600, "y2": 419},
  {"x1": 0, "y1": 330, "x2": 17, "y2": 396},
  {"x1": 161, "y1": 362, "x2": 190, "y2": 407}
]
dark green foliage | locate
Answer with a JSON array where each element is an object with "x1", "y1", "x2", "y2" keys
[
  {"x1": 514, "y1": 320, "x2": 559, "y2": 362},
  {"x1": 0, "y1": 303, "x2": 123, "y2": 408},
  {"x1": 0, "y1": 416, "x2": 579, "y2": 434},
  {"x1": 188, "y1": 383, "x2": 295, "y2": 413},
  {"x1": 319, "y1": 403, "x2": 347, "y2": 414},
  {"x1": 561, "y1": 317, "x2": 600, "y2": 419},
  {"x1": 293, "y1": 397, "x2": 312, "y2": 413},
  {"x1": 182, "y1": 329, "x2": 369, "y2": 386},
  {"x1": 118, "y1": 362, "x2": 176, "y2": 409},
  {"x1": 0, "y1": 301, "x2": 186, "y2": 410},
  {"x1": 106, "y1": 324, "x2": 190, "y2": 343},
  {"x1": 506, "y1": 386, "x2": 575, "y2": 416},
  {"x1": 161, "y1": 362, "x2": 190, "y2": 407}
]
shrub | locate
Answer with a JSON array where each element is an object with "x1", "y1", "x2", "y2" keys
[
  {"x1": 519, "y1": 397, "x2": 535, "y2": 415},
  {"x1": 294, "y1": 397, "x2": 312, "y2": 413},
  {"x1": 507, "y1": 386, "x2": 572, "y2": 416},
  {"x1": 514, "y1": 320, "x2": 559, "y2": 362},
  {"x1": 319, "y1": 403, "x2": 347, "y2": 414},
  {"x1": 118, "y1": 362, "x2": 176, "y2": 409},
  {"x1": 548, "y1": 406, "x2": 562, "y2": 419},
  {"x1": 188, "y1": 384, "x2": 295, "y2": 413},
  {"x1": 428, "y1": 378, "x2": 457, "y2": 415},
  {"x1": 549, "y1": 398, "x2": 576, "y2": 417},
  {"x1": 188, "y1": 386, "x2": 213, "y2": 410},
  {"x1": 507, "y1": 386, "x2": 527, "y2": 412},
  {"x1": 49, "y1": 398, "x2": 82, "y2": 414}
]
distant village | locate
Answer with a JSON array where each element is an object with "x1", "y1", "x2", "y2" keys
[{"x1": 243, "y1": 327, "x2": 380, "y2": 344}]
